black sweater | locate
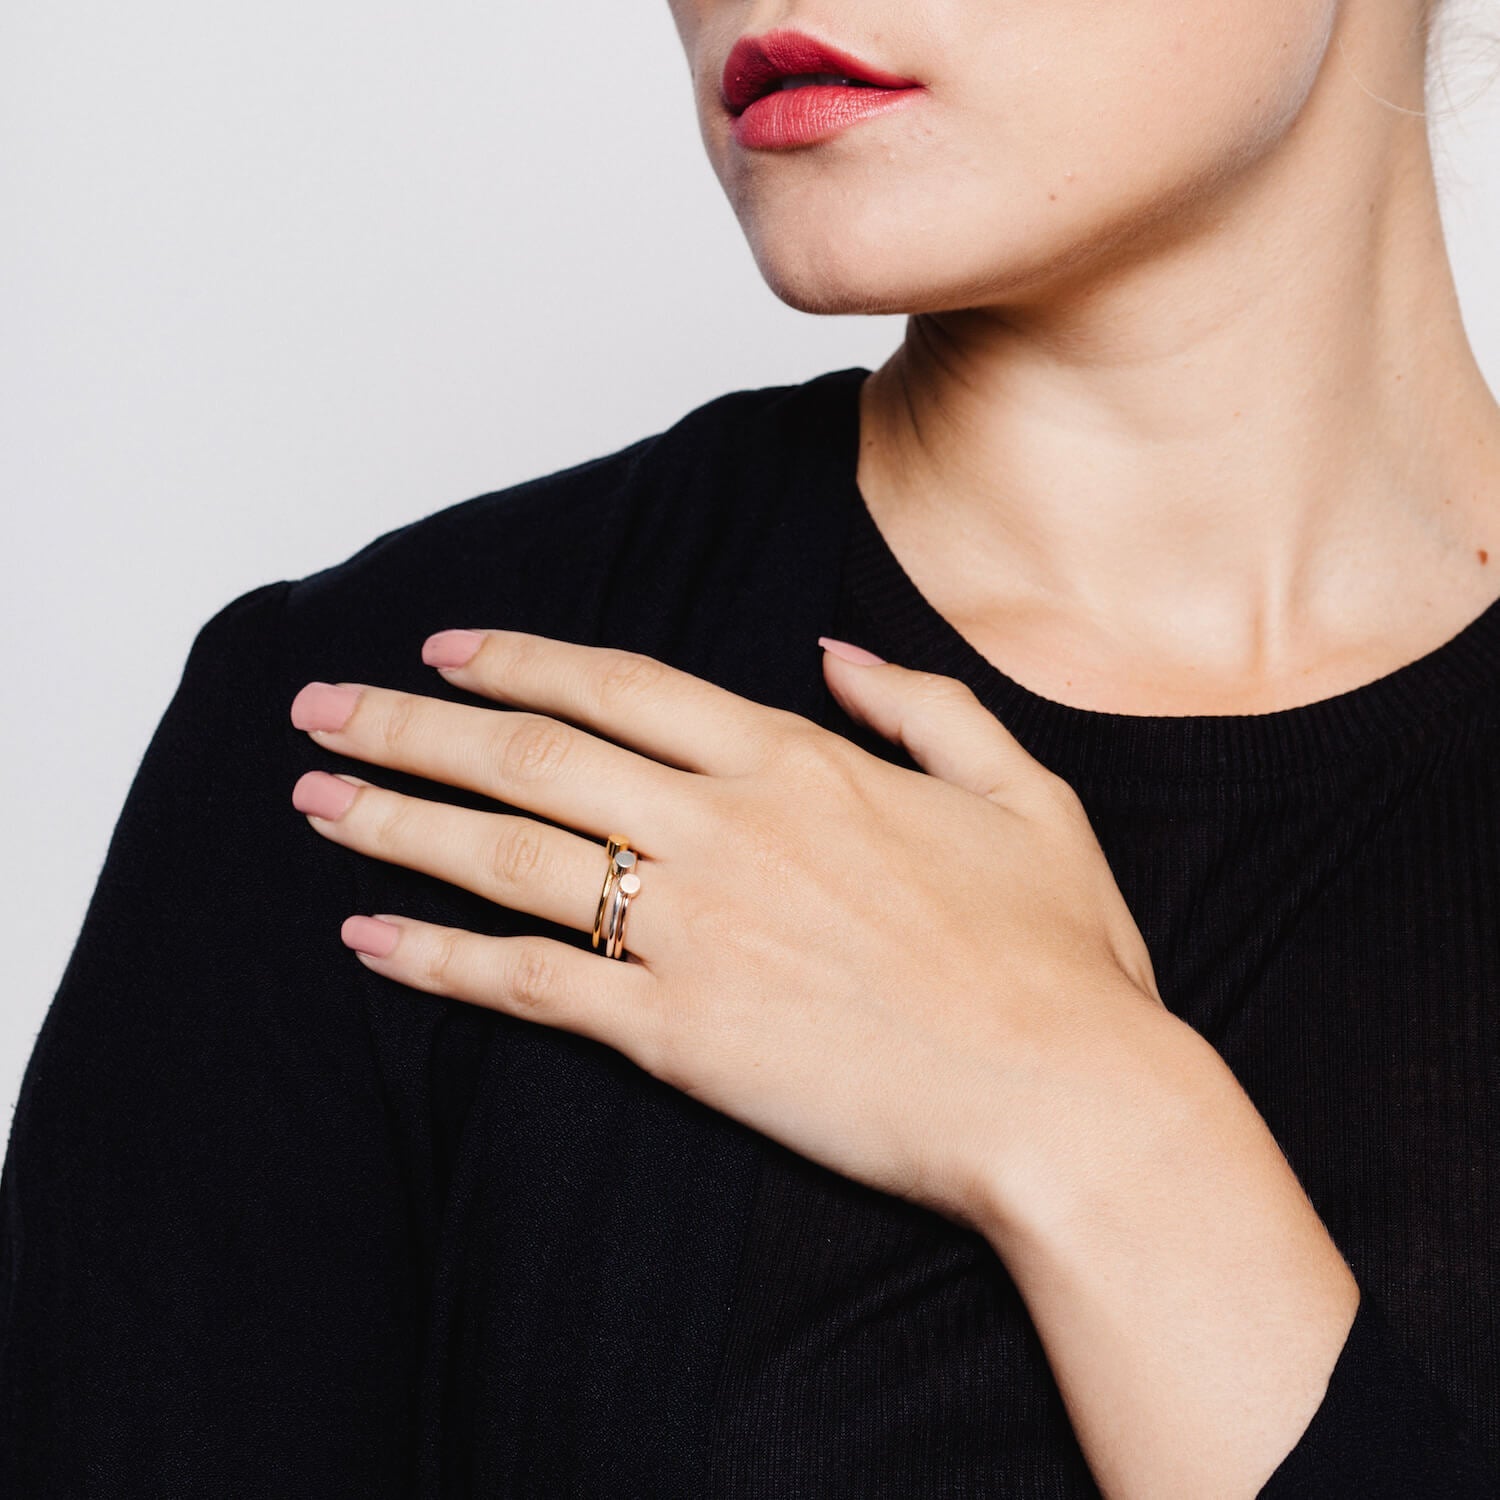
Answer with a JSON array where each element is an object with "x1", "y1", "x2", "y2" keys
[{"x1": 2, "y1": 366, "x2": 1495, "y2": 1497}]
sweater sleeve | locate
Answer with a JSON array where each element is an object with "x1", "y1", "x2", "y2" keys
[
  {"x1": 0, "y1": 582, "x2": 414, "y2": 1497},
  {"x1": 1257, "y1": 1289, "x2": 1497, "y2": 1497}
]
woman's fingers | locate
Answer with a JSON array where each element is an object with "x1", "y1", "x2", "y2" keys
[
  {"x1": 292, "y1": 769, "x2": 666, "y2": 961},
  {"x1": 291, "y1": 680, "x2": 687, "y2": 846},
  {"x1": 421, "y1": 628, "x2": 798, "y2": 776},
  {"x1": 819, "y1": 643, "x2": 1048, "y2": 806},
  {"x1": 342, "y1": 914, "x2": 662, "y2": 1063}
]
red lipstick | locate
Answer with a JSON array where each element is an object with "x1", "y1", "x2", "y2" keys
[{"x1": 721, "y1": 29, "x2": 924, "y2": 150}]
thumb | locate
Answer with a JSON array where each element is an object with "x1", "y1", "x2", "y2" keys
[{"x1": 817, "y1": 637, "x2": 1038, "y2": 802}]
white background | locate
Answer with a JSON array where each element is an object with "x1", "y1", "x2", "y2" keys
[{"x1": 3, "y1": 2, "x2": 1498, "y2": 1123}]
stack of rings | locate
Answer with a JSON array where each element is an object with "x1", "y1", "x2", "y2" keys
[{"x1": 591, "y1": 835, "x2": 642, "y2": 961}]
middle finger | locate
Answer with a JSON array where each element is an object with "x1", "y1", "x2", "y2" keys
[{"x1": 290, "y1": 681, "x2": 689, "y2": 843}]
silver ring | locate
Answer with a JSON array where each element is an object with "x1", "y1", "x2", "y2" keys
[{"x1": 593, "y1": 839, "x2": 641, "y2": 960}]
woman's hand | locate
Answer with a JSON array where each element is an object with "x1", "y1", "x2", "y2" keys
[
  {"x1": 290, "y1": 626, "x2": 1366, "y2": 1497},
  {"x1": 288, "y1": 626, "x2": 1175, "y2": 1237}
]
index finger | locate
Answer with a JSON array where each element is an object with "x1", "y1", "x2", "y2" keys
[{"x1": 421, "y1": 628, "x2": 798, "y2": 776}]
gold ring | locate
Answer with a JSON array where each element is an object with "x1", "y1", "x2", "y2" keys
[
  {"x1": 592, "y1": 836, "x2": 634, "y2": 951},
  {"x1": 603, "y1": 860, "x2": 642, "y2": 961}
]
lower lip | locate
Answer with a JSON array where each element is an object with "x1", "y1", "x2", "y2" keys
[{"x1": 731, "y1": 83, "x2": 924, "y2": 150}]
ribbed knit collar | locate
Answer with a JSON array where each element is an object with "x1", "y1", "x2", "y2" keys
[{"x1": 816, "y1": 365, "x2": 1500, "y2": 786}]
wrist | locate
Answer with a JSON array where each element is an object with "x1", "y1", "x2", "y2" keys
[
  {"x1": 965, "y1": 997, "x2": 1205, "y2": 1249},
  {"x1": 964, "y1": 1000, "x2": 1361, "y2": 1498},
  {"x1": 969, "y1": 1000, "x2": 1332, "y2": 1276}
]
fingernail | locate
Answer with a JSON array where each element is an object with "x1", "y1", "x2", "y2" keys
[
  {"x1": 292, "y1": 770, "x2": 359, "y2": 821},
  {"x1": 341, "y1": 914, "x2": 400, "y2": 958},
  {"x1": 291, "y1": 682, "x2": 362, "y2": 733},
  {"x1": 422, "y1": 629, "x2": 485, "y2": 669},
  {"x1": 818, "y1": 636, "x2": 885, "y2": 666}
]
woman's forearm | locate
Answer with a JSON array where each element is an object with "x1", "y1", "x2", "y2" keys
[{"x1": 970, "y1": 999, "x2": 1361, "y2": 1500}]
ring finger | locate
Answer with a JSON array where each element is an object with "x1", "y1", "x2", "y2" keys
[{"x1": 291, "y1": 769, "x2": 665, "y2": 961}]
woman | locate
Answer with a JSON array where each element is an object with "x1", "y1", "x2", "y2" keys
[{"x1": 1, "y1": 1, "x2": 1495, "y2": 1495}]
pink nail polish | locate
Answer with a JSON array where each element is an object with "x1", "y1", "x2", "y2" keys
[
  {"x1": 292, "y1": 770, "x2": 359, "y2": 821},
  {"x1": 422, "y1": 629, "x2": 485, "y2": 669},
  {"x1": 818, "y1": 636, "x2": 886, "y2": 666},
  {"x1": 290, "y1": 682, "x2": 362, "y2": 733},
  {"x1": 342, "y1": 914, "x2": 399, "y2": 958}
]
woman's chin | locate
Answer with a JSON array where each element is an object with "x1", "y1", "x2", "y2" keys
[
  {"x1": 745, "y1": 222, "x2": 1084, "y2": 320},
  {"x1": 749, "y1": 246, "x2": 963, "y2": 319}
]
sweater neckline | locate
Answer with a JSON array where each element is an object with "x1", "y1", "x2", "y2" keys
[{"x1": 817, "y1": 364, "x2": 1500, "y2": 784}]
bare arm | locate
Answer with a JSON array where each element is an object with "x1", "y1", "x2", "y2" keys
[{"x1": 967, "y1": 998, "x2": 1491, "y2": 1498}]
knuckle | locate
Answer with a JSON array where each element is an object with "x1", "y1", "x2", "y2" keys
[
  {"x1": 765, "y1": 722, "x2": 844, "y2": 782},
  {"x1": 498, "y1": 714, "x2": 573, "y2": 785},
  {"x1": 420, "y1": 926, "x2": 465, "y2": 991},
  {"x1": 760, "y1": 704, "x2": 815, "y2": 740},
  {"x1": 486, "y1": 630, "x2": 534, "y2": 679},
  {"x1": 464, "y1": 630, "x2": 535, "y2": 699},
  {"x1": 910, "y1": 670, "x2": 977, "y2": 710},
  {"x1": 488, "y1": 819, "x2": 549, "y2": 891},
  {"x1": 506, "y1": 939, "x2": 558, "y2": 1013},
  {"x1": 368, "y1": 792, "x2": 419, "y2": 853},
  {"x1": 593, "y1": 649, "x2": 669, "y2": 712},
  {"x1": 376, "y1": 693, "x2": 423, "y2": 758},
  {"x1": 736, "y1": 706, "x2": 830, "y2": 776}
]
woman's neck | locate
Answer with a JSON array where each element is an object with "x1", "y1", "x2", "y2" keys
[{"x1": 856, "y1": 24, "x2": 1500, "y2": 716}]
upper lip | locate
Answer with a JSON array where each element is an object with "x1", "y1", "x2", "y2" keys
[{"x1": 720, "y1": 28, "x2": 921, "y2": 116}]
